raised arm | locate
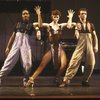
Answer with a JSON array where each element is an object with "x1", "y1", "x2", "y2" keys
[
  {"x1": 60, "y1": 9, "x2": 75, "y2": 29},
  {"x1": 5, "y1": 32, "x2": 16, "y2": 56},
  {"x1": 34, "y1": 6, "x2": 49, "y2": 28},
  {"x1": 34, "y1": 6, "x2": 42, "y2": 27},
  {"x1": 67, "y1": 9, "x2": 76, "y2": 28}
]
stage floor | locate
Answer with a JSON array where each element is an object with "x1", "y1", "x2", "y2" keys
[{"x1": 0, "y1": 74, "x2": 100, "y2": 99}]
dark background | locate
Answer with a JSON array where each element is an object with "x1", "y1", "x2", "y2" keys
[{"x1": 0, "y1": 0, "x2": 99, "y2": 76}]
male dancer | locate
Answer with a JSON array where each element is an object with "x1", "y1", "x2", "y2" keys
[{"x1": 59, "y1": 8, "x2": 98, "y2": 87}]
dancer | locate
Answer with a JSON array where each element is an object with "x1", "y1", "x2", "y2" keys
[
  {"x1": 59, "y1": 8, "x2": 98, "y2": 87},
  {"x1": 0, "y1": 6, "x2": 41, "y2": 86},
  {"x1": 26, "y1": 8, "x2": 75, "y2": 87}
]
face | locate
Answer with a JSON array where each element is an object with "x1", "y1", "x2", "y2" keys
[
  {"x1": 52, "y1": 15, "x2": 60, "y2": 22},
  {"x1": 79, "y1": 11, "x2": 87, "y2": 20},
  {"x1": 22, "y1": 10, "x2": 30, "y2": 21}
]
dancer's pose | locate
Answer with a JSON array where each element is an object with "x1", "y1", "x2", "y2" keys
[
  {"x1": 26, "y1": 9, "x2": 75, "y2": 87},
  {"x1": 0, "y1": 6, "x2": 41, "y2": 86},
  {"x1": 59, "y1": 8, "x2": 98, "y2": 87}
]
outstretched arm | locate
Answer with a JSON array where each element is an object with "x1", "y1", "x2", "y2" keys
[{"x1": 5, "y1": 32, "x2": 16, "y2": 56}]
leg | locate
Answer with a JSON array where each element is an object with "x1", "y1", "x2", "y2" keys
[
  {"x1": 0, "y1": 42, "x2": 20, "y2": 80},
  {"x1": 53, "y1": 45, "x2": 59, "y2": 69},
  {"x1": 59, "y1": 51, "x2": 82, "y2": 87},
  {"x1": 20, "y1": 35, "x2": 32, "y2": 85},
  {"x1": 26, "y1": 50, "x2": 52, "y2": 87},
  {"x1": 56, "y1": 49, "x2": 67, "y2": 84},
  {"x1": 82, "y1": 34, "x2": 95, "y2": 86},
  {"x1": 59, "y1": 35, "x2": 86, "y2": 87},
  {"x1": 82, "y1": 64, "x2": 94, "y2": 87},
  {"x1": 20, "y1": 47, "x2": 32, "y2": 86}
]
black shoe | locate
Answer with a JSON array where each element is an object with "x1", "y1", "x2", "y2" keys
[
  {"x1": 55, "y1": 78, "x2": 61, "y2": 86},
  {"x1": 82, "y1": 81, "x2": 90, "y2": 87}
]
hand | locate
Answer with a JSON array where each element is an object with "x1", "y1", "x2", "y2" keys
[
  {"x1": 36, "y1": 31, "x2": 41, "y2": 40},
  {"x1": 93, "y1": 47, "x2": 98, "y2": 53},
  {"x1": 67, "y1": 9, "x2": 75, "y2": 19},
  {"x1": 34, "y1": 6, "x2": 41, "y2": 15},
  {"x1": 5, "y1": 48, "x2": 10, "y2": 56}
]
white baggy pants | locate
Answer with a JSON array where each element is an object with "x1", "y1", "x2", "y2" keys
[{"x1": 0, "y1": 32, "x2": 32, "y2": 81}]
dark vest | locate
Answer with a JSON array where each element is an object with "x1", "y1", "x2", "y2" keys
[
  {"x1": 15, "y1": 20, "x2": 34, "y2": 35},
  {"x1": 76, "y1": 21, "x2": 95, "y2": 34}
]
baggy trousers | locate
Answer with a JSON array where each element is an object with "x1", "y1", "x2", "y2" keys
[
  {"x1": 64, "y1": 33, "x2": 95, "y2": 82},
  {"x1": 0, "y1": 32, "x2": 32, "y2": 81}
]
